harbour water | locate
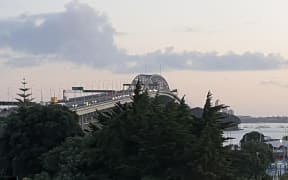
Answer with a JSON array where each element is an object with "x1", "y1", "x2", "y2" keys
[{"x1": 224, "y1": 123, "x2": 288, "y2": 145}]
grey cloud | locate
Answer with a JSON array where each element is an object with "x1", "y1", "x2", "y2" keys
[
  {"x1": 124, "y1": 51, "x2": 285, "y2": 73},
  {"x1": 0, "y1": 52, "x2": 11, "y2": 59},
  {"x1": 0, "y1": 1, "x2": 124, "y2": 68},
  {"x1": 4, "y1": 53, "x2": 59, "y2": 67},
  {"x1": 5, "y1": 56, "x2": 42, "y2": 67},
  {"x1": 0, "y1": 1, "x2": 287, "y2": 73}
]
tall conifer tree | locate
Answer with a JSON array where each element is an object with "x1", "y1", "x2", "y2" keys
[{"x1": 15, "y1": 78, "x2": 34, "y2": 106}]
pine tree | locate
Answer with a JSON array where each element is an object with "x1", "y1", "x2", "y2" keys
[
  {"x1": 193, "y1": 92, "x2": 233, "y2": 180},
  {"x1": 133, "y1": 79, "x2": 142, "y2": 103},
  {"x1": 15, "y1": 78, "x2": 34, "y2": 106}
]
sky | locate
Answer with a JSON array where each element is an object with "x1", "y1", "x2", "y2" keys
[{"x1": 1, "y1": 0, "x2": 288, "y2": 116}]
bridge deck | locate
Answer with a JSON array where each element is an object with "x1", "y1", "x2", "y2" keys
[{"x1": 0, "y1": 101, "x2": 19, "y2": 106}]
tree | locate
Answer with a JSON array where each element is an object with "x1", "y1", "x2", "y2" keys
[
  {"x1": 33, "y1": 89, "x2": 264, "y2": 180},
  {"x1": 240, "y1": 131, "x2": 265, "y2": 145},
  {"x1": 283, "y1": 136, "x2": 288, "y2": 140},
  {"x1": 280, "y1": 173, "x2": 288, "y2": 180},
  {"x1": 0, "y1": 104, "x2": 83, "y2": 178},
  {"x1": 229, "y1": 131, "x2": 274, "y2": 179},
  {"x1": 192, "y1": 92, "x2": 234, "y2": 180},
  {"x1": 38, "y1": 89, "x2": 200, "y2": 179},
  {"x1": 38, "y1": 91, "x2": 241, "y2": 180},
  {"x1": 15, "y1": 78, "x2": 34, "y2": 106},
  {"x1": 35, "y1": 137, "x2": 85, "y2": 180}
]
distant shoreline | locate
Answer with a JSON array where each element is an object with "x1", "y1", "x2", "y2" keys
[{"x1": 239, "y1": 116, "x2": 288, "y2": 123}]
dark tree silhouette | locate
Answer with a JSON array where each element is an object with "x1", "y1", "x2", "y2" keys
[
  {"x1": 0, "y1": 104, "x2": 83, "y2": 178},
  {"x1": 15, "y1": 78, "x2": 34, "y2": 106}
]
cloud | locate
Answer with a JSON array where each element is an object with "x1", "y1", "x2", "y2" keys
[
  {"x1": 259, "y1": 80, "x2": 288, "y2": 88},
  {"x1": 131, "y1": 50, "x2": 285, "y2": 73},
  {"x1": 115, "y1": 31, "x2": 134, "y2": 36},
  {"x1": 183, "y1": 27, "x2": 202, "y2": 32},
  {"x1": 174, "y1": 26, "x2": 217, "y2": 33},
  {"x1": 0, "y1": 1, "x2": 287, "y2": 73},
  {"x1": 0, "y1": 1, "x2": 124, "y2": 69}
]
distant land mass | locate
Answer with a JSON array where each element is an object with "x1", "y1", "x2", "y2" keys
[
  {"x1": 191, "y1": 107, "x2": 241, "y2": 130},
  {"x1": 239, "y1": 116, "x2": 288, "y2": 123}
]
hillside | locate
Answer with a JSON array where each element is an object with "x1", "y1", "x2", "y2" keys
[{"x1": 191, "y1": 107, "x2": 241, "y2": 129}]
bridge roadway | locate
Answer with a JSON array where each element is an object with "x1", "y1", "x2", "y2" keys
[
  {"x1": 72, "y1": 96, "x2": 133, "y2": 116},
  {"x1": 72, "y1": 90, "x2": 180, "y2": 115},
  {"x1": 0, "y1": 101, "x2": 18, "y2": 106},
  {"x1": 70, "y1": 90, "x2": 180, "y2": 129},
  {"x1": 0, "y1": 74, "x2": 179, "y2": 128}
]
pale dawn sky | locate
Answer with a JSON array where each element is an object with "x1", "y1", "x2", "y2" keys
[{"x1": 1, "y1": 0, "x2": 288, "y2": 116}]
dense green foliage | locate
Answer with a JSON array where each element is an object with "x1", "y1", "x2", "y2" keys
[
  {"x1": 35, "y1": 90, "x2": 268, "y2": 180},
  {"x1": 0, "y1": 86, "x2": 275, "y2": 179},
  {"x1": 0, "y1": 105, "x2": 83, "y2": 178},
  {"x1": 240, "y1": 131, "x2": 265, "y2": 144},
  {"x1": 280, "y1": 173, "x2": 288, "y2": 180},
  {"x1": 228, "y1": 131, "x2": 273, "y2": 179},
  {"x1": 283, "y1": 136, "x2": 288, "y2": 140}
]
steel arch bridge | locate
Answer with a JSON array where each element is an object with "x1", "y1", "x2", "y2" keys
[
  {"x1": 130, "y1": 74, "x2": 170, "y2": 91},
  {"x1": 0, "y1": 74, "x2": 180, "y2": 129},
  {"x1": 70, "y1": 74, "x2": 179, "y2": 129}
]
